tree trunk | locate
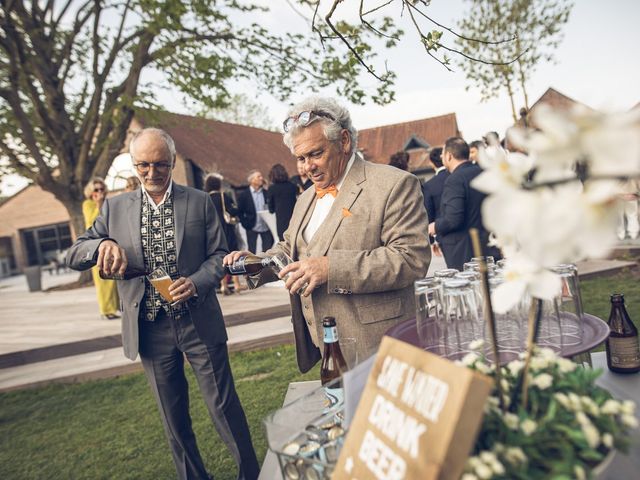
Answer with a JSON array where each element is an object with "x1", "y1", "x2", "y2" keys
[
  {"x1": 66, "y1": 199, "x2": 94, "y2": 285},
  {"x1": 504, "y1": 75, "x2": 518, "y2": 123}
]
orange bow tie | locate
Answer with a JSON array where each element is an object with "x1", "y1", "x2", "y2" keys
[{"x1": 315, "y1": 185, "x2": 338, "y2": 199}]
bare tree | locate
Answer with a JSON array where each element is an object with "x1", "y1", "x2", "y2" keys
[
  {"x1": 456, "y1": 0, "x2": 572, "y2": 121},
  {"x1": 199, "y1": 93, "x2": 277, "y2": 131}
]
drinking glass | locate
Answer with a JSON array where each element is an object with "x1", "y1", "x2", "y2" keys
[
  {"x1": 472, "y1": 256, "x2": 495, "y2": 267},
  {"x1": 434, "y1": 268, "x2": 459, "y2": 279},
  {"x1": 550, "y1": 264, "x2": 583, "y2": 347},
  {"x1": 414, "y1": 277, "x2": 444, "y2": 353},
  {"x1": 484, "y1": 275, "x2": 522, "y2": 362},
  {"x1": 537, "y1": 297, "x2": 564, "y2": 353},
  {"x1": 147, "y1": 267, "x2": 178, "y2": 305},
  {"x1": 271, "y1": 252, "x2": 308, "y2": 295},
  {"x1": 441, "y1": 278, "x2": 481, "y2": 358}
]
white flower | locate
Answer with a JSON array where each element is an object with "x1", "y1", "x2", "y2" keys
[
  {"x1": 602, "y1": 433, "x2": 614, "y2": 449},
  {"x1": 621, "y1": 400, "x2": 636, "y2": 416},
  {"x1": 472, "y1": 147, "x2": 534, "y2": 194},
  {"x1": 467, "y1": 456, "x2": 483, "y2": 469},
  {"x1": 461, "y1": 474, "x2": 479, "y2": 480},
  {"x1": 554, "y1": 393, "x2": 570, "y2": 409},
  {"x1": 621, "y1": 414, "x2": 639, "y2": 429},
  {"x1": 520, "y1": 419, "x2": 537, "y2": 435},
  {"x1": 581, "y1": 397, "x2": 600, "y2": 416},
  {"x1": 556, "y1": 357, "x2": 577, "y2": 373},
  {"x1": 479, "y1": 451, "x2": 497, "y2": 464},
  {"x1": 500, "y1": 378, "x2": 510, "y2": 392},
  {"x1": 601, "y1": 399, "x2": 621, "y2": 415},
  {"x1": 489, "y1": 459, "x2": 505, "y2": 475},
  {"x1": 503, "y1": 413, "x2": 519, "y2": 430},
  {"x1": 530, "y1": 356, "x2": 551, "y2": 371},
  {"x1": 474, "y1": 463, "x2": 493, "y2": 480},
  {"x1": 504, "y1": 447, "x2": 527, "y2": 465},
  {"x1": 490, "y1": 254, "x2": 562, "y2": 314},
  {"x1": 532, "y1": 373, "x2": 553, "y2": 390},
  {"x1": 582, "y1": 423, "x2": 600, "y2": 449},
  {"x1": 574, "y1": 464, "x2": 587, "y2": 480},
  {"x1": 507, "y1": 359, "x2": 524, "y2": 376},
  {"x1": 576, "y1": 411, "x2": 590, "y2": 426},
  {"x1": 468, "y1": 339, "x2": 484, "y2": 351},
  {"x1": 461, "y1": 352, "x2": 480, "y2": 367}
]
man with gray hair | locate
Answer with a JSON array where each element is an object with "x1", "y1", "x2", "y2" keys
[
  {"x1": 237, "y1": 169, "x2": 274, "y2": 252},
  {"x1": 66, "y1": 128, "x2": 259, "y2": 479},
  {"x1": 224, "y1": 97, "x2": 431, "y2": 372}
]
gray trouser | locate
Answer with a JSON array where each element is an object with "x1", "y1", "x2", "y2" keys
[{"x1": 139, "y1": 310, "x2": 259, "y2": 480}]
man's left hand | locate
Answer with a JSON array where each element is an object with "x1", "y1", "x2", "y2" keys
[
  {"x1": 428, "y1": 222, "x2": 436, "y2": 236},
  {"x1": 280, "y1": 256, "x2": 329, "y2": 297},
  {"x1": 168, "y1": 277, "x2": 197, "y2": 304}
]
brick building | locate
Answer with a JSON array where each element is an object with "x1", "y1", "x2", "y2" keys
[{"x1": 0, "y1": 109, "x2": 459, "y2": 274}]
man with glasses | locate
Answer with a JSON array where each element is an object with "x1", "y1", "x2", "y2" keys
[
  {"x1": 66, "y1": 128, "x2": 259, "y2": 480},
  {"x1": 224, "y1": 97, "x2": 431, "y2": 372}
]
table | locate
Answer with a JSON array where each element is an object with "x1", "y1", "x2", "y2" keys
[
  {"x1": 259, "y1": 354, "x2": 639, "y2": 479},
  {"x1": 592, "y1": 352, "x2": 640, "y2": 479}
]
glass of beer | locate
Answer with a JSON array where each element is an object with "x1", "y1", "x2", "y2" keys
[{"x1": 147, "y1": 267, "x2": 177, "y2": 305}]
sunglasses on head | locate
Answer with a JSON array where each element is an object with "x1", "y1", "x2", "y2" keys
[{"x1": 283, "y1": 110, "x2": 336, "y2": 133}]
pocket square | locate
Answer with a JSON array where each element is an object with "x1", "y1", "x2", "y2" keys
[{"x1": 342, "y1": 208, "x2": 352, "y2": 217}]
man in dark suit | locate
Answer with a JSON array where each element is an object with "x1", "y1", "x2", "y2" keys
[
  {"x1": 66, "y1": 128, "x2": 259, "y2": 480},
  {"x1": 237, "y1": 170, "x2": 274, "y2": 253},
  {"x1": 428, "y1": 137, "x2": 501, "y2": 270},
  {"x1": 421, "y1": 147, "x2": 449, "y2": 257}
]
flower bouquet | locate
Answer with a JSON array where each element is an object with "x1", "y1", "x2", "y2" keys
[{"x1": 458, "y1": 342, "x2": 637, "y2": 480}]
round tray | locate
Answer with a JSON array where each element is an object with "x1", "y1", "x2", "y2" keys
[{"x1": 385, "y1": 313, "x2": 610, "y2": 360}]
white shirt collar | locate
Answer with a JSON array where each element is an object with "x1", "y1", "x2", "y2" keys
[
  {"x1": 142, "y1": 180, "x2": 173, "y2": 210},
  {"x1": 250, "y1": 185, "x2": 263, "y2": 194},
  {"x1": 435, "y1": 166, "x2": 447, "y2": 175}
]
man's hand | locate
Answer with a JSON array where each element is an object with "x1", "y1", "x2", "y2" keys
[
  {"x1": 222, "y1": 250, "x2": 253, "y2": 266},
  {"x1": 280, "y1": 256, "x2": 328, "y2": 297},
  {"x1": 97, "y1": 240, "x2": 128, "y2": 276},
  {"x1": 428, "y1": 222, "x2": 436, "y2": 236},
  {"x1": 168, "y1": 277, "x2": 197, "y2": 304},
  {"x1": 431, "y1": 243, "x2": 443, "y2": 257}
]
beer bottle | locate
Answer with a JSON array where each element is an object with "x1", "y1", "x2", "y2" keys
[
  {"x1": 320, "y1": 317, "x2": 348, "y2": 406},
  {"x1": 225, "y1": 255, "x2": 273, "y2": 275},
  {"x1": 605, "y1": 293, "x2": 640, "y2": 374},
  {"x1": 99, "y1": 266, "x2": 150, "y2": 280}
]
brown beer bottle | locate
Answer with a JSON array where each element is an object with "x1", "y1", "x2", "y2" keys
[
  {"x1": 605, "y1": 293, "x2": 640, "y2": 374},
  {"x1": 320, "y1": 316, "x2": 348, "y2": 385},
  {"x1": 99, "y1": 266, "x2": 150, "y2": 280},
  {"x1": 225, "y1": 255, "x2": 273, "y2": 275}
]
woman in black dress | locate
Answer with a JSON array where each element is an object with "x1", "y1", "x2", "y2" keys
[
  {"x1": 204, "y1": 174, "x2": 246, "y2": 294},
  {"x1": 267, "y1": 164, "x2": 298, "y2": 241}
]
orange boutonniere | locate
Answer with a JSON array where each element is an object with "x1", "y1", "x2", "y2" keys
[{"x1": 342, "y1": 208, "x2": 352, "y2": 217}]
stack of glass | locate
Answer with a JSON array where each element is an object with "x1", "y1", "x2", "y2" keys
[{"x1": 414, "y1": 260, "x2": 585, "y2": 361}]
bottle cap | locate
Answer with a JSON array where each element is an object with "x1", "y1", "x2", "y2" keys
[
  {"x1": 611, "y1": 293, "x2": 625, "y2": 302},
  {"x1": 322, "y1": 316, "x2": 336, "y2": 327}
]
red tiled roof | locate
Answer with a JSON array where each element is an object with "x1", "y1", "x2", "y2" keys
[
  {"x1": 357, "y1": 113, "x2": 460, "y2": 170},
  {"x1": 517, "y1": 88, "x2": 596, "y2": 128},
  {"x1": 137, "y1": 110, "x2": 294, "y2": 186}
]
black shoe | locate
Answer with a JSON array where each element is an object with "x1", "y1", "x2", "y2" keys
[{"x1": 101, "y1": 313, "x2": 121, "y2": 320}]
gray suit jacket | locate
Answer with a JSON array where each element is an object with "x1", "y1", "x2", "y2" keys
[
  {"x1": 66, "y1": 183, "x2": 229, "y2": 360},
  {"x1": 260, "y1": 156, "x2": 431, "y2": 372}
]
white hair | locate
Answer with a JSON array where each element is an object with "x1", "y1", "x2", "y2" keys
[
  {"x1": 129, "y1": 128, "x2": 176, "y2": 163},
  {"x1": 282, "y1": 96, "x2": 358, "y2": 154}
]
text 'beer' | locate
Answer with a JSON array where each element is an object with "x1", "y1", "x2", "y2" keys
[
  {"x1": 320, "y1": 316, "x2": 348, "y2": 407},
  {"x1": 225, "y1": 255, "x2": 273, "y2": 275},
  {"x1": 606, "y1": 293, "x2": 640, "y2": 374}
]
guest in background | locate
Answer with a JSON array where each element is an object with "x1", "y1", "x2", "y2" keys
[
  {"x1": 82, "y1": 177, "x2": 120, "y2": 320},
  {"x1": 204, "y1": 174, "x2": 246, "y2": 294},
  {"x1": 617, "y1": 178, "x2": 640, "y2": 240},
  {"x1": 267, "y1": 164, "x2": 298, "y2": 241},
  {"x1": 389, "y1": 150, "x2": 409, "y2": 171},
  {"x1": 124, "y1": 175, "x2": 140, "y2": 192},
  {"x1": 421, "y1": 147, "x2": 449, "y2": 257},
  {"x1": 237, "y1": 170, "x2": 274, "y2": 252},
  {"x1": 469, "y1": 140, "x2": 484, "y2": 164},
  {"x1": 290, "y1": 160, "x2": 313, "y2": 194},
  {"x1": 428, "y1": 137, "x2": 501, "y2": 270}
]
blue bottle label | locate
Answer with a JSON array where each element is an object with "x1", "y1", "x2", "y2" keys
[
  {"x1": 323, "y1": 326, "x2": 338, "y2": 343},
  {"x1": 323, "y1": 386, "x2": 344, "y2": 409}
]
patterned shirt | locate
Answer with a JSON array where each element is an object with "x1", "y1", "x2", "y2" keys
[{"x1": 140, "y1": 190, "x2": 189, "y2": 321}]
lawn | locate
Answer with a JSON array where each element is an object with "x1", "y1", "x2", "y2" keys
[{"x1": 0, "y1": 269, "x2": 637, "y2": 479}]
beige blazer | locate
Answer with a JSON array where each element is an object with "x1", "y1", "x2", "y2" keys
[{"x1": 260, "y1": 156, "x2": 431, "y2": 372}]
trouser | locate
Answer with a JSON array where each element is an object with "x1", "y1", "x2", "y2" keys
[
  {"x1": 618, "y1": 199, "x2": 639, "y2": 239},
  {"x1": 246, "y1": 229, "x2": 274, "y2": 253},
  {"x1": 139, "y1": 310, "x2": 259, "y2": 480}
]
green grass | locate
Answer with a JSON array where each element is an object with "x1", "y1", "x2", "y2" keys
[
  {"x1": 0, "y1": 345, "x2": 319, "y2": 480},
  {"x1": 0, "y1": 269, "x2": 637, "y2": 480}
]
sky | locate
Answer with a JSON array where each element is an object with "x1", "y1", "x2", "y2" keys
[{"x1": 2, "y1": 0, "x2": 639, "y2": 195}]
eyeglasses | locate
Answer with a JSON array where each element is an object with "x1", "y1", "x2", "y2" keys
[
  {"x1": 133, "y1": 162, "x2": 172, "y2": 174},
  {"x1": 93, "y1": 187, "x2": 105, "y2": 193},
  {"x1": 283, "y1": 110, "x2": 336, "y2": 132}
]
